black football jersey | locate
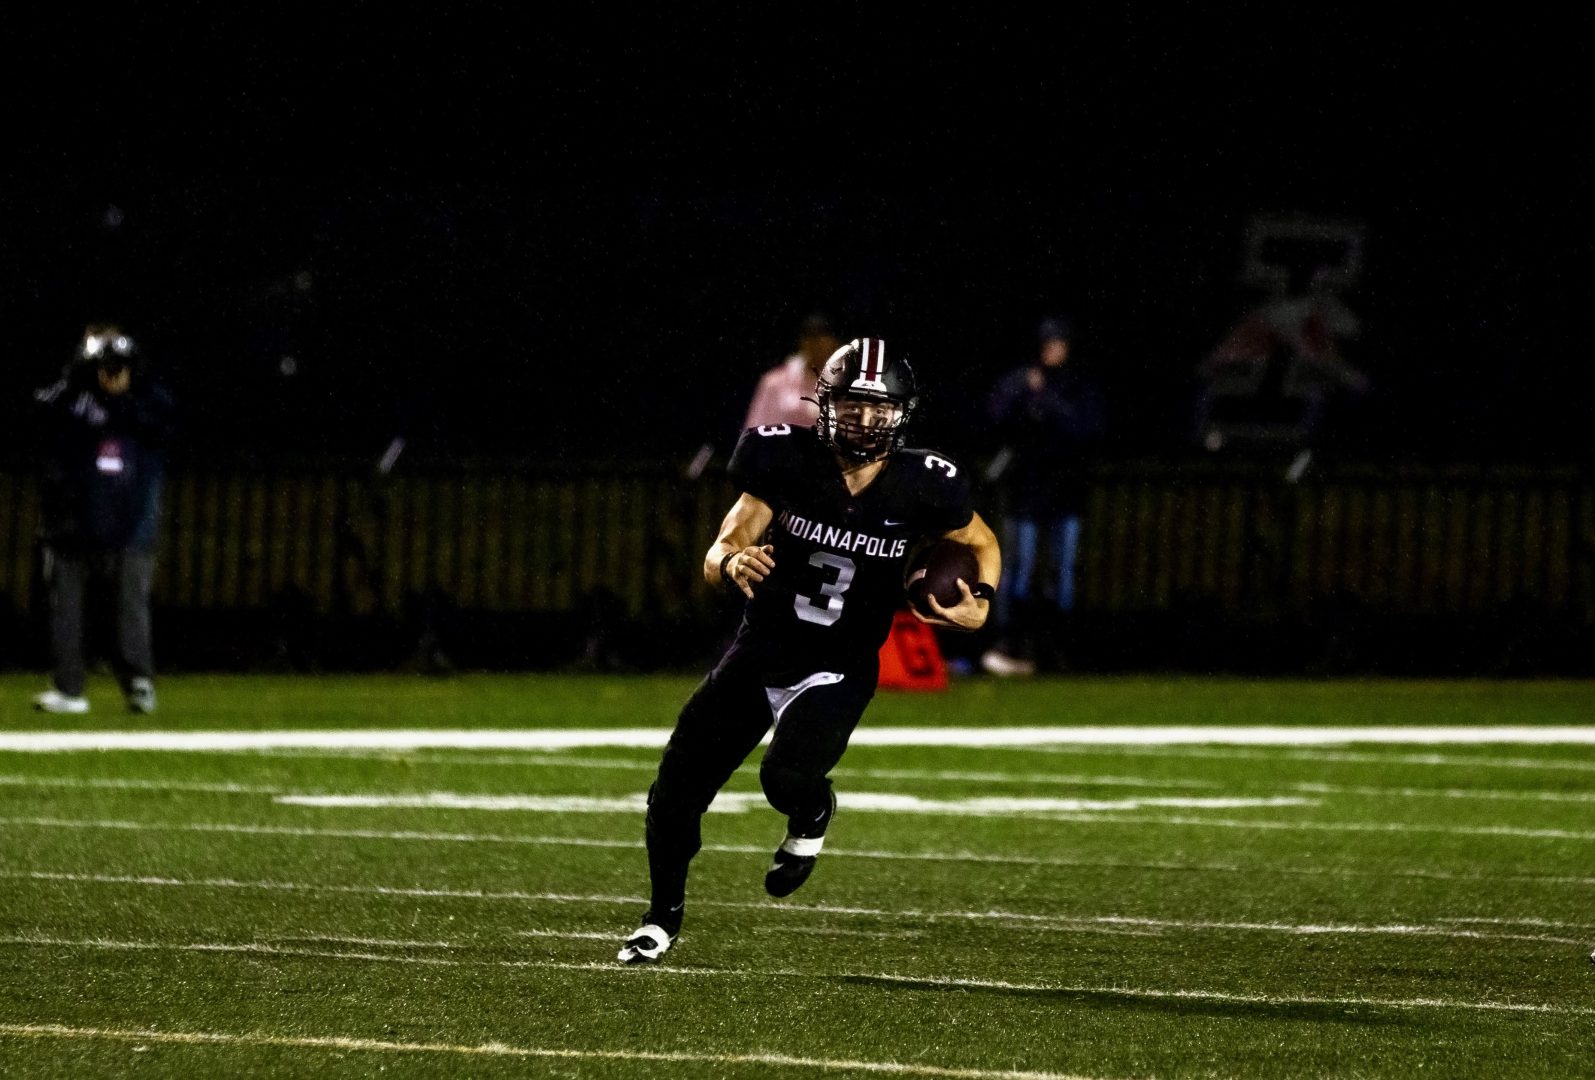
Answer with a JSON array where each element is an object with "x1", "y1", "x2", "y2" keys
[{"x1": 726, "y1": 424, "x2": 974, "y2": 660}]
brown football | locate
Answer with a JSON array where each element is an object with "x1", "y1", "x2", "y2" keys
[{"x1": 905, "y1": 540, "x2": 980, "y2": 616}]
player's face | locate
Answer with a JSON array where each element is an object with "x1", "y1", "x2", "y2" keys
[
  {"x1": 834, "y1": 398, "x2": 902, "y2": 431},
  {"x1": 831, "y1": 396, "x2": 904, "y2": 459}
]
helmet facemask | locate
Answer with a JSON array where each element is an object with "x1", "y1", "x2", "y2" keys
[{"x1": 818, "y1": 391, "x2": 912, "y2": 462}]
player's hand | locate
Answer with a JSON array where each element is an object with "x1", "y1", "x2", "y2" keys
[
  {"x1": 726, "y1": 544, "x2": 776, "y2": 599},
  {"x1": 913, "y1": 579, "x2": 989, "y2": 632}
]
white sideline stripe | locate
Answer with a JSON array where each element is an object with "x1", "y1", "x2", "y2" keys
[
  {"x1": 11, "y1": 817, "x2": 1595, "y2": 883},
  {"x1": 7, "y1": 872, "x2": 1589, "y2": 947},
  {"x1": 8, "y1": 725, "x2": 1595, "y2": 752},
  {"x1": 271, "y1": 791, "x2": 1314, "y2": 815},
  {"x1": 0, "y1": 1021, "x2": 1093, "y2": 1080},
  {"x1": 1037, "y1": 745, "x2": 1595, "y2": 772},
  {"x1": 1, "y1": 942, "x2": 1590, "y2": 1019}
]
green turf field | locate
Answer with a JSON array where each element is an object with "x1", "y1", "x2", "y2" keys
[{"x1": 2, "y1": 673, "x2": 1594, "y2": 1078}]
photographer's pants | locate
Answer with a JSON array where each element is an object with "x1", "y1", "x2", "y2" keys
[{"x1": 44, "y1": 547, "x2": 155, "y2": 697}]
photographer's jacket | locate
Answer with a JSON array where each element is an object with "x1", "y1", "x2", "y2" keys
[{"x1": 33, "y1": 366, "x2": 175, "y2": 554}]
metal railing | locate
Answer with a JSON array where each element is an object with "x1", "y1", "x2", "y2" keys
[
  {"x1": 1078, "y1": 460, "x2": 1589, "y2": 620},
  {"x1": 2, "y1": 459, "x2": 1590, "y2": 628}
]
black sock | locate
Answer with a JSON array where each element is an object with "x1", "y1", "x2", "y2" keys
[{"x1": 642, "y1": 902, "x2": 684, "y2": 938}]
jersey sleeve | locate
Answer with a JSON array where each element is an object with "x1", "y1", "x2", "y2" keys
[
  {"x1": 910, "y1": 450, "x2": 975, "y2": 533},
  {"x1": 727, "y1": 424, "x2": 800, "y2": 504}
]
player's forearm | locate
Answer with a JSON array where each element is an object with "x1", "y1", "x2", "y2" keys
[
  {"x1": 703, "y1": 493, "x2": 776, "y2": 587},
  {"x1": 943, "y1": 512, "x2": 1002, "y2": 589},
  {"x1": 702, "y1": 540, "x2": 740, "y2": 586},
  {"x1": 973, "y1": 539, "x2": 1001, "y2": 591}
]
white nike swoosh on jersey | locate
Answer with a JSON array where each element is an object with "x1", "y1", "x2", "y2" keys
[{"x1": 884, "y1": 519, "x2": 906, "y2": 526}]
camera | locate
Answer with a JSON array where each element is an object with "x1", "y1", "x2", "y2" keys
[{"x1": 79, "y1": 328, "x2": 137, "y2": 377}]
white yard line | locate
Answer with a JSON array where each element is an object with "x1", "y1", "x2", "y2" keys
[
  {"x1": 3, "y1": 772, "x2": 1593, "y2": 807},
  {"x1": 271, "y1": 791, "x2": 1315, "y2": 815},
  {"x1": 90, "y1": 743, "x2": 1595, "y2": 776},
  {"x1": 752, "y1": 926, "x2": 916, "y2": 939},
  {"x1": 8, "y1": 816, "x2": 1595, "y2": 884},
  {"x1": 1438, "y1": 916, "x2": 1595, "y2": 931},
  {"x1": 6, "y1": 726, "x2": 1595, "y2": 752},
  {"x1": 277, "y1": 935, "x2": 459, "y2": 949},
  {"x1": 0, "y1": 940, "x2": 1590, "y2": 1018},
  {"x1": 244, "y1": 749, "x2": 668, "y2": 768},
  {"x1": 839, "y1": 767, "x2": 1216, "y2": 789},
  {"x1": 0, "y1": 730, "x2": 687, "y2": 752},
  {"x1": 1037, "y1": 813, "x2": 1595, "y2": 840},
  {"x1": 0, "y1": 775, "x2": 284, "y2": 796},
  {"x1": 1289, "y1": 782, "x2": 1595, "y2": 804},
  {"x1": 0, "y1": 1021, "x2": 1094, "y2": 1080},
  {"x1": 237, "y1": 751, "x2": 1225, "y2": 789},
  {"x1": 1034, "y1": 745, "x2": 1595, "y2": 772},
  {"x1": 4, "y1": 871, "x2": 1588, "y2": 947},
  {"x1": 514, "y1": 928, "x2": 629, "y2": 942}
]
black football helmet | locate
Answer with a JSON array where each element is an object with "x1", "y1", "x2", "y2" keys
[{"x1": 813, "y1": 337, "x2": 919, "y2": 462}]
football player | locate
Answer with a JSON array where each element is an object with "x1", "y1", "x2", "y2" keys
[{"x1": 618, "y1": 337, "x2": 1001, "y2": 964}]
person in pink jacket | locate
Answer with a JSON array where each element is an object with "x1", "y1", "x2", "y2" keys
[{"x1": 743, "y1": 312, "x2": 842, "y2": 430}]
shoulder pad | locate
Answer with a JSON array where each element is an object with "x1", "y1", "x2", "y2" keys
[{"x1": 728, "y1": 424, "x2": 807, "y2": 499}]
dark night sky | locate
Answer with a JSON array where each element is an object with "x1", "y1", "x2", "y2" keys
[{"x1": 2, "y1": 13, "x2": 1588, "y2": 467}]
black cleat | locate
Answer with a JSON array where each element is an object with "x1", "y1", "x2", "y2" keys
[
  {"x1": 764, "y1": 791, "x2": 836, "y2": 898},
  {"x1": 764, "y1": 846, "x2": 818, "y2": 897}
]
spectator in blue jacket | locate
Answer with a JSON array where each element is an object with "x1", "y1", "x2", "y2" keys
[
  {"x1": 981, "y1": 316, "x2": 1106, "y2": 675},
  {"x1": 31, "y1": 324, "x2": 175, "y2": 714}
]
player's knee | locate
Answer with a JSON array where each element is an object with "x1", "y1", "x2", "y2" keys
[
  {"x1": 759, "y1": 760, "x2": 813, "y2": 816},
  {"x1": 645, "y1": 779, "x2": 704, "y2": 827},
  {"x1": 644, "y1": 781, "x2": 705, "y2": 857}
]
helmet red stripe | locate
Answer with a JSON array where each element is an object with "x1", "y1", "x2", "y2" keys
[{"x1": 860, "y1": 338, "x2": 883, "y2": 384}]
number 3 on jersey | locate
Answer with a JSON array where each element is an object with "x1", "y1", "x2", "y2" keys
[{"x1": 795, "y1": 551, "x2": 856, "y2": 625}]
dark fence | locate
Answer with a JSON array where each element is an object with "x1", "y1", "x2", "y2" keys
[
  {"x1": 1066, "y1": 459, "x2": 1595, "y2": 675},
  {"x1": 2, "y1": 458, "x2": 1592, "y2": 674}
]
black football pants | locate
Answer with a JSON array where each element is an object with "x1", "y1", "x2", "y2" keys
[{"x1": 643, "y1": 650, "x2": 878, "y2": 919}]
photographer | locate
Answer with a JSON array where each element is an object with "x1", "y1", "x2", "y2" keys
[{"x1": 31, "y1": 324, "x2": 175, "y2": 714}]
